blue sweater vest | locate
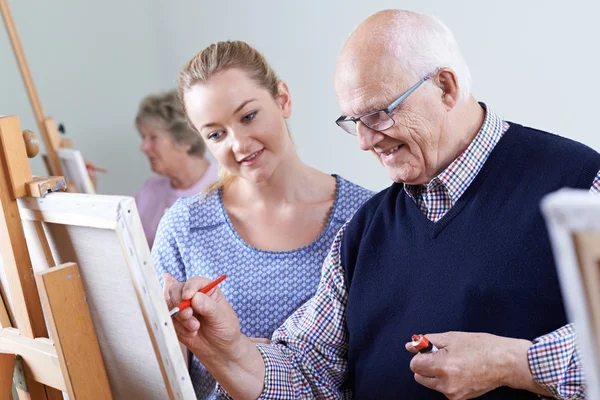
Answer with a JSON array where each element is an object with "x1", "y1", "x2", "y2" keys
[{"x1": 342, "y1": 123, "x2": 600, "y2": 399}]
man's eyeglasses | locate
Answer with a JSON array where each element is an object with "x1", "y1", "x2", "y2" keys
[{"x1": 335, "y1": 71, "x2": 437, "y2": 136}]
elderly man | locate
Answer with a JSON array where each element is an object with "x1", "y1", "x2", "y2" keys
[{"x1": 165, "y1": 9, "x2": 600, "y2": 399}]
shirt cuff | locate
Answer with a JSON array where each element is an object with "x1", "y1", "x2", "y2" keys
[
  {"x1": 527, "y1": 324, "x2": 585, "y2": 399},
  {"x1": 215, "y1": 343, "x2": 294, "y2": 399},
  {"x1": 215, "y1": 383, "x2": 232, "y2": 400}
]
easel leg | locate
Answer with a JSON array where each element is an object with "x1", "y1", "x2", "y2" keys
[
  {"x1": 37, "y1": 262, "x2": 112, "y2": 399},
  {"x1": 11, "y1": 356, "x2": 62, "y2": 400},
  {"x1": 0, "y1": 291, "x2": 12, "y2": 329},
  {"x1": 0, "y1": 353, "x2": 14, "y2": 400}
]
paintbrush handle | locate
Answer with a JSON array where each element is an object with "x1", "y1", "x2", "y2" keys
[{"x1": 175, "y1": 274, "x2": 227, "y2": 312}]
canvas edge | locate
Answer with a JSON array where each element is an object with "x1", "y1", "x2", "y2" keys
[
  {"x1": 57, "y1": 148, "x2": 96, "y2": 194},
  {"x1": 541, "y1": 188, "x2": 600, "y2": 399},
  {"x1": 114, "y1": 197, "x2": 195, "y2": 400},
  {"x1": 18, "y1": 192, "x2": 120, "y2": 229}
]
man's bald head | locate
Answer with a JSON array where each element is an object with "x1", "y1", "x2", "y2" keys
[
  {"x1": 333, "y1": 10, "x2": 484, "y2": 186},
  {"x1": 335, "y1": 9, "x2": 471, "y2": 110}
]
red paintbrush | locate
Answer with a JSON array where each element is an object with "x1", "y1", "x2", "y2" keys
[{"x1": 169, "y1": 274, "x2": 227, "y2": 317}]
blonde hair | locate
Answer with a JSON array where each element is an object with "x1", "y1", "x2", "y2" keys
[
  {"x1": 135, "y1": 90, "x2": 206, "y2": 157},
  {"x1": 178, "y1": 40, "x2": 280, "y2": 193}
]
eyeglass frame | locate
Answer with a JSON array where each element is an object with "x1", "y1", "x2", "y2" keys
[{"x1": 335, "y1": 69, "x2": 438, "y2": 135}]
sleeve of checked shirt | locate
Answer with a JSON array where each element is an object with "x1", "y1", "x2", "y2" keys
[
  {"x1": 216, "y1": 223, "x2": 352, "y2": 399},
  {"x1": 216, "y1": 172, "x2": 600, "y2": 399},
  {"x1": 527, "y1": 169, "x2": 600, "y2": 399}
]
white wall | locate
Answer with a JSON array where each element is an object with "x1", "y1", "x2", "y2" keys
[
  {"x1": 0, "y1": 0, "x2": 166, "y2": 195},
  {"x1": 2, "y1": 0, "x2": 599, "y2": 194}
]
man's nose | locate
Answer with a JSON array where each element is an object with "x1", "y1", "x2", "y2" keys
[{"x1": 356, "y1": 122, "x2": 385, "y2": 151}]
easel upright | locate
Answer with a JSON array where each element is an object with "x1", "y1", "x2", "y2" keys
[
  {"x1": 0, "y1": 115, "x2": 111, "y2": 399},
  {"x1": 1, "y1": 0, "x2": 104, "y2": 193},
  {"x1": 0, "y1": 0, "x2": 71, "y2": 178}
]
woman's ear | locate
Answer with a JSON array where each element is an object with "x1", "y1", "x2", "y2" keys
[
  {"x1": 175, "y1": 139, "x2": 193, "y2": 153},
  {"x1": 277, "y1": 81, "x2": 292, "y2": 118}
]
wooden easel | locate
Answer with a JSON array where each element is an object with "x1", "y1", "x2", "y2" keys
[
  {"x1": 0, "y1": 0, "x2": 71, "y2": 179},
  {"x1": 1, "y1": 0, "x2": 105, "y2": 195},
  {"x1": 0, "y1": 115, "x2": 111, "y2": 399}
]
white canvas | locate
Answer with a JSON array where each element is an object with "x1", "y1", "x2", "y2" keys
[
  {"x1": 57, "y1": 148, "x2": 95, "y2": 194},
  {"x1": 541, "y1": 188, "x2": 600, "y2": 400},
  {"x1": 17, "y1": 192, "x2": 195, "y2": 399}
]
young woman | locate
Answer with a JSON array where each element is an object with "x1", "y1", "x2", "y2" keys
[{"x1": 153, "y1": 41, "x2": 373, "y2": 399}]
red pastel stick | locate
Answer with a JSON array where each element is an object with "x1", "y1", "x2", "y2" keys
[
  {"x1": 169, "y1": 274, "x2": 227, "y2": 317},
  {"x1": 411, "y1": 334, "x2": 439, "y2": 353}
]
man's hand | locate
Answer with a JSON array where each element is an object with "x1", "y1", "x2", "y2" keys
[
  {"x1": 405, "y1": 331, "x2": 551, "y2": 400},
  {"x1": 163, "y1": 273, "x2": 242, "y2": 362},
  {"x1": 163, "y1": 273, "x2": 266, "y2": 398},
  {"x1": 250, "y1": 337, "x2": 271, "y2": 344}
]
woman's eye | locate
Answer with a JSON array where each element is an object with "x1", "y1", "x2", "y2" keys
[
  {"x1": 242, "y1": 111, "x2": 257, "y2": 123},
  {"x1": 207, "y1": 131, "x2": 224, "y2": 141}
]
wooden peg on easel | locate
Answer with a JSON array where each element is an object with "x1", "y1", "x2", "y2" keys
[
  {"x1": 0, "y1": 121, "x2": 67, "y2": 200},
  {"x1": 21, "y1": 129, "x2": 68, "y2": 197}
]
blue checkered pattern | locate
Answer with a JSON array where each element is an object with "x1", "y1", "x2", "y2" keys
[
  {"x1": 229, "y1": 223, "x2": 352, "y2": 399},
  {"x1": 153, "y1": 175, "x2": 373, "y2": 399},
  {"x1": 216, "y1": 107, "x2": 600, "y2": 398}
]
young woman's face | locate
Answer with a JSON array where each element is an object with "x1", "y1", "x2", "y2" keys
[{"x1": 183, "y1": 68, "x2": 293, "y2": 184}]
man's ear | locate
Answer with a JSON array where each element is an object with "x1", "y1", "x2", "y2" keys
[
  {"x1": 277, "y1": 81, "x2": 292, "y2": 118},
  {"x1": 436, "y1": 68, "x2": 460, "y2": 111}
]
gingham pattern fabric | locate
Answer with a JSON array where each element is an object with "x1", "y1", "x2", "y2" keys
[
  {"x1": 217, "y1": 222, "x2": 353, "y2": 400},
  {"x1": 404, "y1": 106, "x2": 509, "y2": 221},
  {"x1": 529, "y1": 324, "x2": 584, "y2": 399},
  {"x1": 254, "y1": 223, "x2": 353, "y2": 400},
  {"x1": 216, "y1": 106, "x2": 600, "y2": 399},
  {"x1": 592, "y1": 175, "x2": 600, "y2": 194},
  {"x1": 152, "y1": 175, "x2": 373, "y2": 399}
]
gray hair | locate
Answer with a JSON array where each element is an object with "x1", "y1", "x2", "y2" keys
[
  {"x1": 372, "y1": 10, "x2": 472, "y2": 100},
  {"x1": 135, "y1": 90, "x2": 206, "y2": 157}
]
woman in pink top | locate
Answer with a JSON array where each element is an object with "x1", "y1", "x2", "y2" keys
[{"x1": 134, "y1": 90, "x2": 218, "y2": 247}]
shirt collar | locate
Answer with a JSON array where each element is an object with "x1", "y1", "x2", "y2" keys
[{"x1": 405, "y1": 104, "x2": 509, "y2": 204}]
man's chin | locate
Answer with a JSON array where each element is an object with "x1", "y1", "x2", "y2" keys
[{"x1": 386, "y1": 166, "x2": 416, "y2": 184}]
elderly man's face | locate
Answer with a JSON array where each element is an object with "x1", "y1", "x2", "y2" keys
[{"x1": 335, "y1": 66, "x2": 447, "y2": 185}]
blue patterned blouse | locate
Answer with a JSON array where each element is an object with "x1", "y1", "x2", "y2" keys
[{"x1": 152, "y1": 175, "x2": 373, "y2": 399}]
